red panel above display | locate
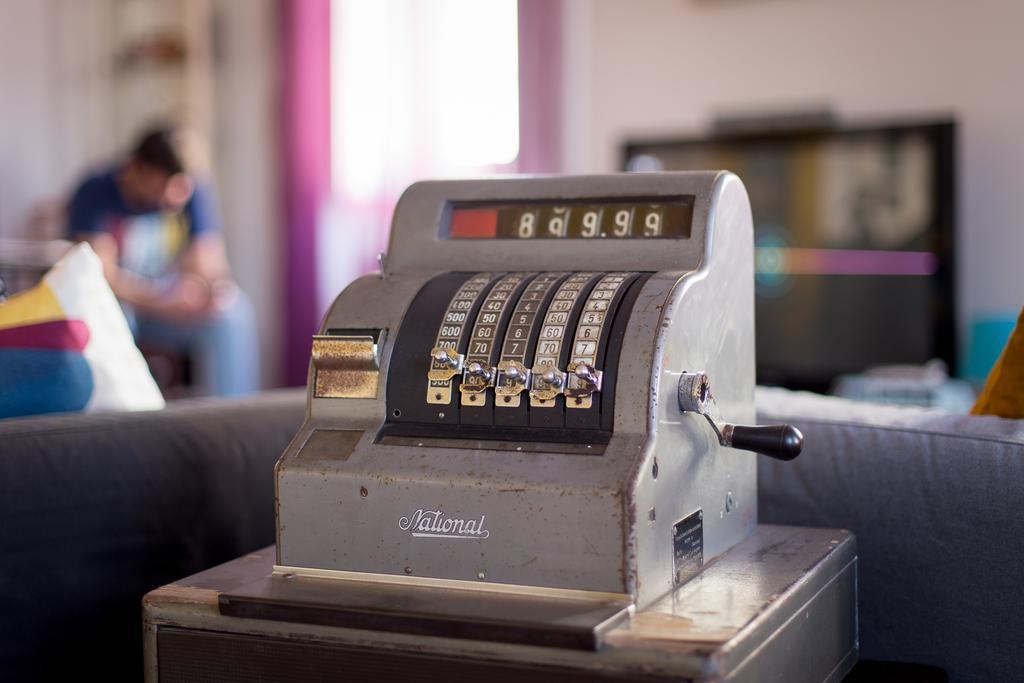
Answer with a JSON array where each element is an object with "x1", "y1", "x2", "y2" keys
[{"x1": 449, "y1": 208, "x2": 498, "y2": 239}]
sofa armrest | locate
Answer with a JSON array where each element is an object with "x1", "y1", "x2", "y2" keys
[
  {"x1": 0, "y1": 389, "x2": 305, "y2": 680},
  {"x1": 756, "y1": 387, "x2": 1024, "y2": 681}
]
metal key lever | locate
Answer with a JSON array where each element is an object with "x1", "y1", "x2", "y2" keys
[{"x1": 677, "y1": 371, "x2": 803, "y2": 461}]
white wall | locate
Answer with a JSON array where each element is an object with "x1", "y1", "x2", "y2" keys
[
  {"x1": 0, "y1": 1, "x2": 65, "y2": 234},
  {"x1": 562, "y1": 0, "x2": 1024, "y2": 348},
  {"x1": 212, "y1": 0, "x2": 282, "y2": 388}
]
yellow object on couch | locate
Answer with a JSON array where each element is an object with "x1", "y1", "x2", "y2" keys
[{"x1": 971, "y1": 307, "x2": 1024, "y2": 418}]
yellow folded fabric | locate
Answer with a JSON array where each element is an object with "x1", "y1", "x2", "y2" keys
[{"x1": 971, "y1": 306, "x2": 1024, "y2": 418}]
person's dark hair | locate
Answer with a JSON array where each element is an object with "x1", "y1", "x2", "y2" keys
[{"x1": 131, "y1": 127, "x2": 187, "y2": 176}]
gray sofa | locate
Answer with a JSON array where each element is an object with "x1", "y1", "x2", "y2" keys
[
  {"x1": 758, "y1": 387, "x2": 1024, "y2": 683},
  {"x1": 2, "y1": 385, "x2": 1017, "y2": 681},
  {"x1": 0, "y1": 389, "x2": 305, "y2": 682}
]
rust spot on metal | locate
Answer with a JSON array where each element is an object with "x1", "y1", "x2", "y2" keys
[
  {"x1": 143, "y1": 584, "x2": 219, "y2": 607},
  {"x1": 520, "y1": 556, "x2": 539, "y2": 568}
]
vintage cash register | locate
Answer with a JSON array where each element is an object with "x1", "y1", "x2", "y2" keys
[{"x1": 144, "y1": 172, "x2": 858, "y2": 682}]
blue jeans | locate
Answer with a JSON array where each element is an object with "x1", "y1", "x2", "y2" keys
[{"x1": 133, "y1": 293, "x2": 260, "y2": 397}]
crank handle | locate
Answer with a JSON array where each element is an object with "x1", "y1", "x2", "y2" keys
[{"x1": 677, "y1": 371, "x2": 803, "y2": 461}]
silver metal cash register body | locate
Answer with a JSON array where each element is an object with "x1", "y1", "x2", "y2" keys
[
  {"x1": 277, "y1": 172, "x2": 803, "y2": 607},
  {"x1": 144, "y1": 173, "x2": 857, "y2": 682}
]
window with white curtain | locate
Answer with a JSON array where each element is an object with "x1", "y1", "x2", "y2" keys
[{"x1": 322, "y1": 0, "x2": 519, "y2": 307}]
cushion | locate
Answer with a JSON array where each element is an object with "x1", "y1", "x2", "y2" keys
[
  {"x1": 0, "y1": 243, "x2": 164, "y2": 418},
  {"x1": 971, "y1": 306, "x2": 1024, "y2": 418}
]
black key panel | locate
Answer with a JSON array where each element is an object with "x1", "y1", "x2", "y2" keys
[{"x1": 383, "y1": 271, "x2": 651, "y2": 445}]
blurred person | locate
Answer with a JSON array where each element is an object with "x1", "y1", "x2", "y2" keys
[{"x1": 68, "y1": 126, "x2": 258, "y2": 396}]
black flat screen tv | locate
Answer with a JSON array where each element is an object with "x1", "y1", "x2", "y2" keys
[{"x1": 623, "y1": 120, "x2": 955, "y2": 392}]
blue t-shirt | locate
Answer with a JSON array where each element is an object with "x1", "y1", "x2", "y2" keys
[{"x1": 68, "y1": 167, "x2": 220, "y2": 280}]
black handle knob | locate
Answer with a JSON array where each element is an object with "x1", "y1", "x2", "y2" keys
[{"x1": 729, "y1": 424, "x2": 803, "y2": 461}]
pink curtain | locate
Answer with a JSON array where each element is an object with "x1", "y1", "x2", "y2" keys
[
  {"x1": 279, "y1": 0, "x2": 562, "y2": 386},
  {"x1": 517, "y1": 0, "x2": 563, "y2": 174},
  {"x1": 280, "y1": 0, "x2": 331, "y2": 386}
]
